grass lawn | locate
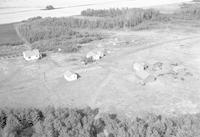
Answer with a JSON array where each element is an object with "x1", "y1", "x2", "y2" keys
[{"x1": 0, "y1": 23, "x2": 23, "y2": 46}]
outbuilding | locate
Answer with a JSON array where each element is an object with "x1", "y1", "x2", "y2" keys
[
  {"x1": 64, "y1": 71, "x2": 78, "y2": 82},
  {"x1": 133, "y1": 62, "x2": 156, "y2": 84},
  {"x1": 86, "y1": 50, "x2": 105, "y2": 61},
  {"x1": 23, "y1": 49, "x2": 40, "y2": 61}
]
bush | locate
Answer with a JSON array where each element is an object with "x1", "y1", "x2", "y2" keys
[
  {"x1": 0, "y1": 107, "x2": 200, "y2": 137},
  {"x1": 16, "y1": 8, "x2": 162, "y2": 46},
  {"x1": 45, "y1": 5, "x2": 55, "y2": 10}
]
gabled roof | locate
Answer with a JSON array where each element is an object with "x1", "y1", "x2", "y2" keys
[
  {"x1": 23, "y1": 49, "x2": 40, "y2": 57},
  {"x1": 64, "y1": 71, "x2": 76, "y2": 77}
]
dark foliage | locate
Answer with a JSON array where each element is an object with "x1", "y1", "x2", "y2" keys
[
  {"x1": 16, "y1": 8, "x2": 163, "y2": 51},
  {"x1": 81, "y1": 8, "x2": 129, "y2": 17},
  {"x1": 0, "y1": 107, "x2": 200, "y2": 137},
  {"x1": 27, "y1": 16, "x2": 42, "y2": 22},
  {"x1": 45, "y1": 5, "x2": 55, "y2": 10}
]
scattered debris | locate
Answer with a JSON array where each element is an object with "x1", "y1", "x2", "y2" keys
[
  {"x1": 64, "y1": 71, "x2": 78, "y2": 81},
  {"x1": 152, "y1": 62, "x2": 163, "y2": 71},
  {"x1": 133, "y1": 61, "x2": 194, "y2": 85},
  {"x1": 81, "y1": 57, "x2": 95, "y2": 65},
  {"x1": 172, "y1": 65, "x2": 186, "y2": 74},
  {"x1": 22, "y1": 49, "x2": 40, "y2": 61}
]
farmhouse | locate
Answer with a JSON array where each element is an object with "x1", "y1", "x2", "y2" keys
[
  {"x1": 86, "y1": 50, "x2": 105, "y2": 61},
  {"x1": 23, "y1": 49, "x2": 40, "y2": 61},
  {"x1": 64, "y1": 71, "x2": 78, "y2": 81}
]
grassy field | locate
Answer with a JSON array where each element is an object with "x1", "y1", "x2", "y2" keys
[{"x1": 0, "y1": 23, "x2": 23, "y2": 46}]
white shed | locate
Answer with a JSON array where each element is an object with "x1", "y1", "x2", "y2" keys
[
  {"x1": 23, "y1": 49, "x2": 40, "y2": 61},
  {"x1": 64, "y1": 71, "x2": 78, "y2": 81},
  {"x1": 133, "y1": 62, "x2": 150, "y2": 80},
  {"x1": 86, "y1": 50, "x2": 105, "y2": 61}
]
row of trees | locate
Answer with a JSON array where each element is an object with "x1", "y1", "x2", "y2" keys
[
  {"x1": 17, "y1": 8, "x2": 161, "y2": 43},
  {"x1": 16, "y1": 6, "x2": 200, "y2": 52},
  {"x1": 81, "y1": 8, "x2": 131, "y2": 17},
  {"x1": 0, "y1": 107, "x2": 200, "y2": 137},
  {"x1": 16, "y1": 20, "x2": 103, "y2": 51}
]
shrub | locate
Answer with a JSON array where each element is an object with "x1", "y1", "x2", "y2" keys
[
  {"x1": 45, "y1": 5, "x2": 55, "y2": 10},
  {"x1": 1, "y1": 107, "x2": 200, "y2": 137}
]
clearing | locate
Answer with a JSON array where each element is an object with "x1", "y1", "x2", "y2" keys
[{"x1": 0, "y1": 23, "x2": 200, "y2": 118}]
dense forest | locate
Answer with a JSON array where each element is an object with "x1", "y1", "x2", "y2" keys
[
  {"x1": 16, "y1": 20, "x2": 104, "y2": 52},
  {"x1": 0, "y1": 107, "x2": 200, "y2": 137},
  {"x1": 16, "y1": 8, "x2": 162, "y2": 51},
  {"x1": 16, "y1": 4, "x2": 200, "y2": 52}
]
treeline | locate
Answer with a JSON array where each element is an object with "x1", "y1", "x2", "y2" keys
[
  {"x1": 81, "y1": 8, "x2": 132, "y2": 17},
  {"x1": 81, "y1": 8, "x2": 160, "y2": 18},
  {"x1": 16, "y1": 19, "x2": 104, "y2": 52},
  {"x1": 0, "y1": 107, "x2": 200, "y2": 137},
  {"x1": 178, "y1": 3, "x2": 200, "y2": 19},
  {"x1": 16, "y1": 8, "x2": 161, "y2": 43},
  {"x1": 18, "y1": 8, "x2": 161, "y2": 32}
]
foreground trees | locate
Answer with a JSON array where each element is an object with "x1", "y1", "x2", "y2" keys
[{"x1": 0, "y1": 107, "x2": 200, "y2": 137}]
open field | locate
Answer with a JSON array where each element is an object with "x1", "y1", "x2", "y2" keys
[
  {"x1": 1, "y1": 2, "x2": 200, "y2": 137},
  {"x1": 0, "y1": 23, "x2": 23, "y2": 46},
  {"x1": 1, "y1": 22, "x2": 200, "y2": 116}
]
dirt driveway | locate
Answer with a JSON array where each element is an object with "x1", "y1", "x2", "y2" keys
[{"x1": 0, "y1": 28, "x2": 200, "y2": 117}]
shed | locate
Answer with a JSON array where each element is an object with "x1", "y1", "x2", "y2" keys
[
  {"x1": 133, "y1": 62, "x2": 156, "y2": 84},
  {"x1": 23, "y1": 49, "x2": 40, "y2": 61},
  {"x1": 64, "y1": 71, "x2": 78, "y2": 81},
  {"x1": 86, "y1": 50, "x2": 105, "y2": 61},
  {"x1": 133, "y1": 62, "x2": 150, "y2": 80}
]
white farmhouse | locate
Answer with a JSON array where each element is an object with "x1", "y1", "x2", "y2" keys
[
  {"x1": 64, "y1": 71, "x2": 78, "y2": 82},
  {"x1": 23, "y1": 49, "x2": 40, "y2": 61},
  {"x1": 86, "y1": 50, "x2": 105, "y2": 61}
]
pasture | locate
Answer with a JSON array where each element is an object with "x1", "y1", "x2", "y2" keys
[{"x1": 0, "y1": 23, "x2": 23, "y2": 46}]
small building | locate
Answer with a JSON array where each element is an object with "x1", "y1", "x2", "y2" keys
[
  {"x1": 133, "y1": 62, "x2": 156, "y2": 84},
  {"x1": 64, "y1": 71, "x2": 78, "y2": 82},
  {"x1": 23, "y1": 49, "x2": 40, "y2": 61},
  {"x1": 86, "y1": 50, "x2": 105, "y2": 61},
  {"x1": 133, "y1": 62, "x2": 150, "y2": 80}
]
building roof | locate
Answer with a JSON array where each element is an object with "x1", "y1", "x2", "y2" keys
[
  {"x1": 64, "y1": 71, "x2": 76, "y2": 77},
  {"x1": 23, "y1": 49, "x2": 40, "y2": 57}
]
